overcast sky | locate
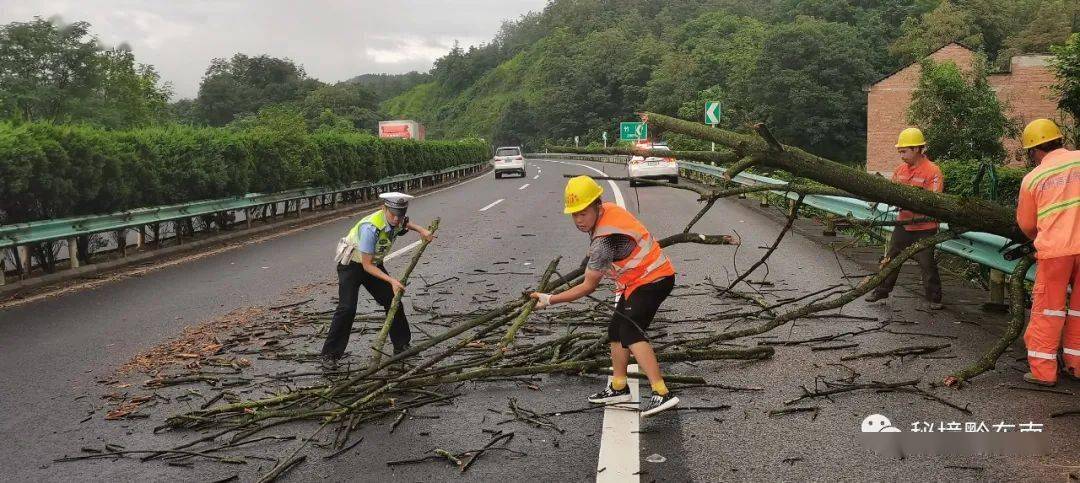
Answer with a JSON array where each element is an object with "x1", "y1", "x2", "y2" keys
[{"x1": 1, "y1": 0, "x2": 547, "y2": 99}]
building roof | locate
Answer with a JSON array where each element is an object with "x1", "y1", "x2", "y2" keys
[{"x1": 867, "y1": 41, "x2": 978, "y2": 88}]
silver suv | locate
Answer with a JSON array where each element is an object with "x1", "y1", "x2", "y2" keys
[{"x1": 492, "y1": 146, "x2": 526, "y2": 179}]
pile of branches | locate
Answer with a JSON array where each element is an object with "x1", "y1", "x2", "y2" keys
[{"x1": 64, "y1": 113, "x2": 1035, "y2": 480}]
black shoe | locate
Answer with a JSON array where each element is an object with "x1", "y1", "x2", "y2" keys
[
  {"x1": 640, "y1": 392, "x2": 679, "y2": 417},
  {"x1": 864, "y1": 292, "x2": 888, "y2": 303},
  {"x1": 393, "y1": 344, "x2": 412, "y2": 356},
  {"x1": 587, "y1": 385, "x2": 632, "y2": 404},
  {"x1": 319, "y1": 355, "x2": 339, "y2": 370}
]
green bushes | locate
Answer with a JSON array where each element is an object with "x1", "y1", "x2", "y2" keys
[
  {"x1": 0, "y1": 121, "x2": 487, "y2": 224},
  {"x1": 938, "y1": 159, "x2": 1027, "y2": 206}
]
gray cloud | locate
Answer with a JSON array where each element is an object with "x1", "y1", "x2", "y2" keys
[{"x1": 0, "y1": 0, "x2": 545, "y2": 98}]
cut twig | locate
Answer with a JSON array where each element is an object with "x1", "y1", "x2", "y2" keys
[{"x1": 840, "y1": 344, "x2": 950, "y2": 361}]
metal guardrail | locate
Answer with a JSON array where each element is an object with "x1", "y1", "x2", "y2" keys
[
  {"x1": 0, "y1": 163, "x2": 482, "y2": 249},
  {"x1": 0, "y1": 162, "x2": 485, "y2": 283},
  {"x1": 529, "y1": 153, "x2": 1034, "y2": 281}
]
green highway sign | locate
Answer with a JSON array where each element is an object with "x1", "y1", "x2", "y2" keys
[
  {"x1": 705, "y1": 101, "x2": 722, "y2": 125},
  {"x1": 620, "y1": 122, "x2": 647, "y2": 141}
]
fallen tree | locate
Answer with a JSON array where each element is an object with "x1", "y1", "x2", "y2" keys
[{"x1": 549, "y1": 112, "x2": 1034, "y2": 392}]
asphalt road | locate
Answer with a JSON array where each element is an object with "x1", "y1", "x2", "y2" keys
[{"x1": 2, "y1": 158, "x2": 1077, "y2": 482}]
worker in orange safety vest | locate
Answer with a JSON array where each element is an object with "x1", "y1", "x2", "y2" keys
[
  {"x1": 529, "y1": 176, "x2": 736, "y2": 416},
  {"x1": 864, "y1": 127, "x2": 945, "y2": 310},
  {"x1": 1016, "y1": 118, "x2": 1080, "y2": 386}
]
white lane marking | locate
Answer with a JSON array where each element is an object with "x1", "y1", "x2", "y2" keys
[
  {"x1": 535, "y1": 158, "x2": 635, "y2": 478},
  {"x1": 383, "y1": 240, "x2": 422, "y2": 262},
  {"x1": 547, "y1": 160, "x2": 625, "y2": 208},
  {"x1": 479, "y1": 199, "x2": 504, "y2": 211},
  {"x1": 596, "y1": 363, "x2": 640, "y2": 482},
  {"x1": 382, "y1": 168, "x2": 485, "y2": 263},
  {"x1": 416, "y1": 168, "x2": 487, "y2": 198},
  {"x1": 533, "y1": 174, "x2": 540, "y2": 180},
  {"x1": 518, "y1": 183, "x2": 530, "y2": 190}
]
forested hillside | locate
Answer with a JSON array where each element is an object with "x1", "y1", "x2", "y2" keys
[{"x1": 384, "y1": 0, "x2": 1079, "y2": 162}]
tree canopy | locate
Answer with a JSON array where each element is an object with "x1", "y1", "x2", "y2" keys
[
  {"x1": 386, "y1": 0, "x2": 1077, "y2": 161},
  {"x1": 0, "y1": 18, "x2": 171, "y2": 128}
]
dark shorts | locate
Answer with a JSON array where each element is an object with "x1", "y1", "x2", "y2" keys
[{"x1": 609, "y1": 275, "x2": 675, "y2": 347}]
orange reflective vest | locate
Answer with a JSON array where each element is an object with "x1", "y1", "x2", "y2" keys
[
  {"x1": 590, "y1": 202, "x2": 676, "y2": 297},
  {"x1": 1017, "y1": 148, "x2": 1080, "y2": 259},
  {"x1": 892, "y1": 156, "x2": 943, "y2": 231}
]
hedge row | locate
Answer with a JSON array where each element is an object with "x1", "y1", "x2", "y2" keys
[
  {"x1": 937, "y1": 159, "x2": 1026, "y2": 206},
  {"x1": 0, "y1": 122, "x2": 487, "y2": 224}
]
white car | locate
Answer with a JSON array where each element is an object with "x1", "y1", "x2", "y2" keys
[
  {"x1": 492, "y1": 146, "x2": 526, "y2": 178},
  {"x1": 627, "y1": 142, "x2": 679, "y2": 186}
]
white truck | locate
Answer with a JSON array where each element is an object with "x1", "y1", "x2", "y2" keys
[{"x1": 378, "y1": 120, "x2": 426, "y2": 141}]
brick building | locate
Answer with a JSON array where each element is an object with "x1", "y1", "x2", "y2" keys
[{"x1": 865, "y1": 42, "x2": 1061, "y2": 175}]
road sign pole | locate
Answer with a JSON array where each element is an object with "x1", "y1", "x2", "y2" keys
[{"x1": 705, "y1": 101, "x2": 721, "y2": 154}]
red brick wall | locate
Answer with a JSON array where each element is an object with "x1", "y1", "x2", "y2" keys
[
  {"x1": 991, "y1": 56, "x2": 1063, "y2": 161},
  {"x1": 866, "y1": 44, "x2": 976, "y2": 175},
  {"x1": 865, "y1": 43, "x2": 1061, "y2": 175}
]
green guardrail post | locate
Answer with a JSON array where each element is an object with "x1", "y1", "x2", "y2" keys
[
  {"x1": 988, "y1": 269, "x2": 1006, "y2": 306},
  {"x1": 117, "y1": 229, "x2": 127, "y2": 258},
  {"x1": 18, "y1": 246, "x2": 29, "y2": 278},
  {"x1": 68, "y1": 237, "x2": 79, "y2": 269}
]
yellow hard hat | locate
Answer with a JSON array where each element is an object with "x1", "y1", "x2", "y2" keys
[
  {"x1": 564, "y1": 175, "x2": 604, "y2": 214},
  {"x1": 1022, "y1": 118, "x2": 1063, "y2": 149},
  {"x1": 895, "y1": 127, "x2": 926, "y2": 148}
]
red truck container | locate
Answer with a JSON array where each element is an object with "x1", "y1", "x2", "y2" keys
[{"x1": 378, "y1": 120, "x2": 426, "y2": 141}]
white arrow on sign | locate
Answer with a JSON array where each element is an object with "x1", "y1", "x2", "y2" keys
[{"x1": 705, "y1": 101, "x2": 721, "y2": 125}]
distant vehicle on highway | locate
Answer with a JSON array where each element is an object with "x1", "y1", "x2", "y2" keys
[
  {"x1": 378, "y1": 120, "x2": 426, "y2": 141},
  {"x1": 627, "y1": 141, "x2": 679, "y2": 186},
  {"x1": 492, "y1": 146, "x2": 526, "y2": 178}
]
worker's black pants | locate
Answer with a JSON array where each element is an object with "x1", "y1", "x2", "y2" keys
[
  {"x1": 322, "y1": 261, "x2": 410, "y2": 359},
  {"x1": 871, "y1": 228, "x2": 943, "y2": 303},
  {"x1": 610, "y1": 275, "x2": 675, "y2": 347}
]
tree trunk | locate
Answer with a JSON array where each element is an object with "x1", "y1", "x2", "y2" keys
[
  {"x1": 645, "y1": 112, "x2": 1023, "y2": 240},
  {"x1": 551, "y1": 112, "x2": 1024, "y2": 241}
]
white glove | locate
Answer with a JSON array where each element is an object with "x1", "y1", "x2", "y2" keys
[{"x1": 534, "y1": 293, "x2": 554, "y2": 309}]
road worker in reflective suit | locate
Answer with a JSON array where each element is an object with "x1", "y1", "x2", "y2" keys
[
  {"x1": 1016, "y1": 119, "x2": 1080, "y2": 386},
  {"x1": 529, "y1": 176, "x2": 738, "y2": 416}
]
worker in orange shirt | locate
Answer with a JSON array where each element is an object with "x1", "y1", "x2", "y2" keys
[
  {"x1": 865, "y1": 127, "x2": 944, "y2": 310},
  {"x1": 1016, "y1": 119, "x2": 1080, "y2": 386}
]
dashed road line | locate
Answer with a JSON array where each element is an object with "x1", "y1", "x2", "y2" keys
[
  {"x1": 479, "y1": 199, "x2": 504, "y2": 211},
  {"x1": 519, "y1": 183, "x2": 530, "y2": 190}
]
